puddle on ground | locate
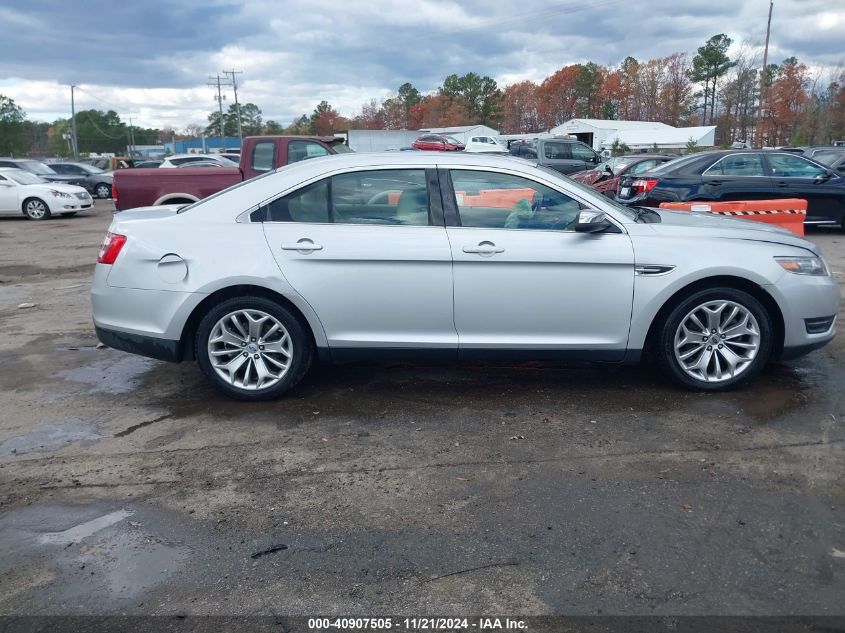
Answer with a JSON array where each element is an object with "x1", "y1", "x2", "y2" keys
[
  {"x1": 0, "y1": 417, "x2": 100, "y2": 456},
  {"x1": 60, "y1": 355, "x2": 157, "y2": 394},
  {"x1": 38, "y1": 510, "x2": 133, "y2": 545}
]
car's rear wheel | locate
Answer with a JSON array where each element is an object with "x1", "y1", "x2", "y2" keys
[
  {"x1": 658, "y1": 288, "x2": 773, "y2": 391},
  {"x1": 195, "y1": 296, "x2": 312, "y2": 401},
  {"x1": 95, "y1": 183, "x2": 112, "y2": 199},
  {"x1": 23, "y1": 198, "x2": 50, "y2": 220}
]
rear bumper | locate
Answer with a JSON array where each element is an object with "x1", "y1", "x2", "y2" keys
[{"x1": 95, "y1": 325, "x2": 181, "y2": 362}]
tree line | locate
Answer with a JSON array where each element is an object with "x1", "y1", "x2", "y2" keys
[{"x1": 1, "y1": 33, "x2": 843, "y2": 157}]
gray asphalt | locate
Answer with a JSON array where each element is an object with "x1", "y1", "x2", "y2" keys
[{"x1": 0, "y1": 200, "x2": 843, "y2": 615}]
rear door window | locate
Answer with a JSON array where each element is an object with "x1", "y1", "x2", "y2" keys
[
  {"x1": 262, "y1": 169, "x2": 430, "y2": 226},
  {"x1": 251, "y1": 141, "x2": 276, "y2": 172},
  {"x1": 543, "y1": 143, "x2": 571, "y2": 160},
  {"x1": 705, "y1": 154, "x2": 766, "y2": 177}
]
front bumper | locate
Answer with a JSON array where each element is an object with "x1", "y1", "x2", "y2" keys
[{"x1": 768, "y1": 272, "x2": 840, "y2": 359}]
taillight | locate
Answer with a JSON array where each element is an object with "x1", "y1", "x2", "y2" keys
[
  {"x1": 97, "y1": 232, "x2": 127, "y2": 264},
  {"x1": 631, "y1": 178, "x2": 659, "y2": 194},
  {"x1": 112, "y1": 183, "x2": 118, "y2": 207}
]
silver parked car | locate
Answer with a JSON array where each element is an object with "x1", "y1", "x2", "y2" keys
[{"x1": 91, "y1": 153, "x2": 840, "y2": 400}]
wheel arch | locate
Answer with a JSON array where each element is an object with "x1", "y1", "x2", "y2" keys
[
  {"x1": 153, "y1": 193, "x2": 199, "y2": 206},
  {"x1": 178, "y1": 284, "x2": 321, "y2": 362},
  {"x1": 21, "y1": 196, "x2": 48, "y2": 215},
  {"x1": 643, "y1": 275, "x2": 785, "y2": 360}
]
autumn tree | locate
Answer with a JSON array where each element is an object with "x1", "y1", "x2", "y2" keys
[
  {"x1": 762, "y1": 57, "x2": 810, "y2": 145},
  {"x1": 500, "y1": 81, "x2": 541, "y2": 133}
]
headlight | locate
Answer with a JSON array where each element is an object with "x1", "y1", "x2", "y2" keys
[
  {"x1": 50, "y1": 190, "x2": 71, "y2": 198},
  {"x1": 774, "y1": 256, "x2": 829, "y2": 276}
]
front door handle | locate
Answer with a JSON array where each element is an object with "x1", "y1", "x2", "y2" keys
[
  {"x1": 463, "y1": 241, "x2": 504, "y2": 256},
  {"x1": 281, "y1": 239, "x2": 323, "y2": 253},
  {"x1": 708, "y1": 180, "x2": 722, "y2": 186},
  {"x1": 775, "y1": 181, "x2": 789, "y2": 187}
]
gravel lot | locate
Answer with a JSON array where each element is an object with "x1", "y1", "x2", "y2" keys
[{"x1": 0, "y1": 200, "x2": 844, "y2": 615}]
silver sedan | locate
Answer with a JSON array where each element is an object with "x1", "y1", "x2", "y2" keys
[{"x1": 91, "y1": 153, "x2": 840, "y2": 400}]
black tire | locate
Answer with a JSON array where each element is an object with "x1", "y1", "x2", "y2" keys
[
  {"x1": 195, "y1": 296, "x2": 313, "y2": 401},
  {"x1": 22, "y1": 197, "x2": 50, "y2": 220},
  {"x1": 657, "y1": 287, "x2": 773, "y2": 391},
  {"x1": 95, "y1": 183, "x2": 112, "y2": 199}
]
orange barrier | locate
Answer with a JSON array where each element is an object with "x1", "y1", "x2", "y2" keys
[
  {"x1": 659, "y1": 199, "x2": 807, "y2": 237},
  {"x1": 455, "y1": 188, "x2": 536, "y2": 208}
]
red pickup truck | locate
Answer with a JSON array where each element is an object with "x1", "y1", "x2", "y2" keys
[{"x1": 113, "y1": 135, "x2": 349, "y2": 211}]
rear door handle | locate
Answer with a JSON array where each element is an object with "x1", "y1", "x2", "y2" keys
[
  {"x1": 776, "y1": 181, "x2": 789, "y2": 187},
  {"x1": 281, "y1": 239, "x2": 323, "y2": 252},
  {"x1": 463, "y1": 241, "x2": 504, "y2": 256},
  {"x1": 709, "y1": 180, "x2": 722, "y2": 186}
]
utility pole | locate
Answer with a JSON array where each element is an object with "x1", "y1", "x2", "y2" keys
[
  {"x1": 70, "y1": 84, "x2": 79, "y2": 160},
  {"x1": 128, "y1": 115, "x2": 136, "y2": 156},
  {"x1": 207, "y1": 75, "x2": 231, "y2": 152},
  {"x1": 756, "y1": 1, "x2": 774, "y2": 148},
  {"x1": 223, "y1": 69, "x2": 244, "y2": 146}
]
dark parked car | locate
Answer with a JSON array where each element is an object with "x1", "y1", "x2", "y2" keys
[
  {"x1": 411, "y1": 134, "x2": 465, "y2": 151},
  {"x1": 0, "y1": 158, "x2": 83, "y2": 186},
  {"x1": 616, "y1": 150, "x2": 845, "y2": 227},
  {"x1": 509, "y1": 138, "x2": 601, "y2": 174},
  {"x1": 48, "y1": 162, "x2": 113, "y2": 198},
  {"x1": 569, "y1": 154, "x2": 673, "y2": 197},
  {"x1": 813, "y1": 149, "x2": 845, "y2": 168}
]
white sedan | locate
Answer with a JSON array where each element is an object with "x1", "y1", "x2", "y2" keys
[
  {"x1": 0, "y1": 168, "x2": 93, "y2": 220},
  {"x1": 91, "y1": 153, "x2": 839, "y2": 400}
]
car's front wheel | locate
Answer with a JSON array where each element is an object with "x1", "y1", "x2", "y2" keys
[
  {"x1": 658, "y1": 288, "x2": 773, "y2": 391},
  {"x1": 23, "y1": 198, "x2": 50, "y2": 220},
  {"x1": 95, "y1": 183, "x2": 112, "y2": 199},
  {"x1": 195, "y1": 296, "x2": 313, "y2": 401}
]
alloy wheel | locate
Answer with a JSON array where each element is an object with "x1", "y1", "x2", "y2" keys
[
  {"x1": 207, "y1": 309, "x2": 293, "y2": 390},
  {"x1": 673, "y1": 300, "x2": 760, "y2": 383},
  {"x1": 25, "y1": 199, "x2": 48, "y2": 219}
]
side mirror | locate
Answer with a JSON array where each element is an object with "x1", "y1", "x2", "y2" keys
[
  {"x1": 0, "y1": 180, "x2": 12, "y2": 187},
  {"x1": 814, "y1": 172, "x2": 833, "y2": 182},
  {"x1": 574, "y1": 209, "x2": 612, "y2": 233}
]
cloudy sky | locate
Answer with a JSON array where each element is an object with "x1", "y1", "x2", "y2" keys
[{"x1": 0, "y1": 0, "x2": 842, "y2": 130}]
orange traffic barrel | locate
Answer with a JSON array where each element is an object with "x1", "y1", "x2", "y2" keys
[{"x1": 658, "y1": 199, "x2": 807, "y2": 237}]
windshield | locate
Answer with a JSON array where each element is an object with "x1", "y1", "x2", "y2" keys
[
  {"x1": 6, "y1": 169, "x2": 48, "y2": 185},
  {"x1": 443, "y1": 136, "x2": 461, "y2": 145},
  {"x1": 533, "y1": 165, "x2": 642, "y2": 221},
  {"x1": 331, "y1": 143, "x2": 354, "y2": 154},
  {"x1": 595, "y1": 156, "x2": 636, "y2": 173},
  {"x1": 21, "y1": 161, "x2": 57, "y2": 175},
  {"x1": 82, "y1": 164, "x2": 104, "y2": 174}
]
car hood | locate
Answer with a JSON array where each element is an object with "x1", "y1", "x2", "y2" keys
[
  {"x1": 42, "y1": 174, "x2": 82, "y2": 183},
  {"x1": 570, "y1": 170, "x2": 603, "y2": 185},
  {"x1": 41, "y1": 182, "x2": 89, "y2": 194},
  {"x1": 647, "y1": 208, "x2": 819, "y2": 253}
]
